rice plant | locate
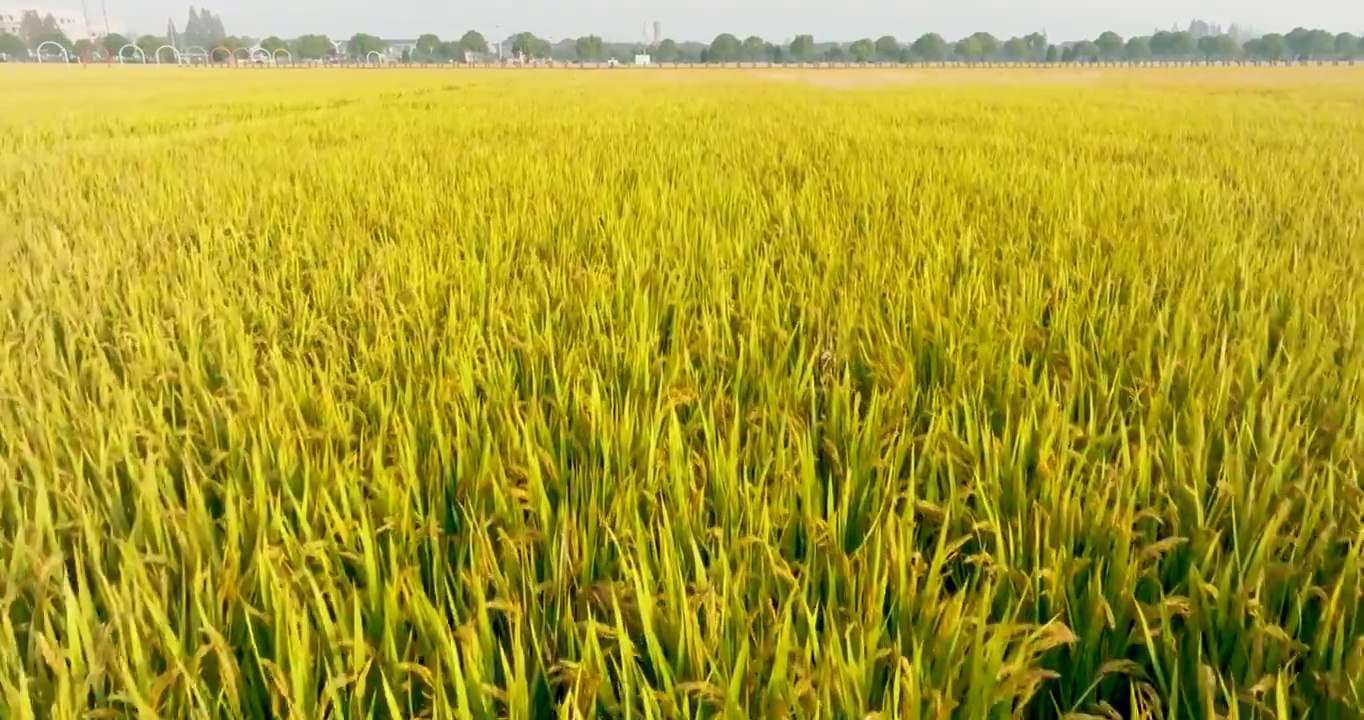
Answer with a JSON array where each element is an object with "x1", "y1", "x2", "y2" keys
[{"x1": 0, "y1": 66, "x2": 1361, "y2": 719}]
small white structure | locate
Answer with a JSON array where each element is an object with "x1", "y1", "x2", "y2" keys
[
  {"x1": 154, "y1": 44, "x2": 179, "y2": 63},
  {"x1": 116, "y1": 42, "x2": 144, "y2": 62},
  {"x1": 34, "y1": 38, "x2": 67, "y2": 62},
  {"x1": 633, "y1": 53, "x2": 651, "y2": 66}
]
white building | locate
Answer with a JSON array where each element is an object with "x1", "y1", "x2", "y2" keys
[{"x1": 0, "y1": 6, "x2": 116, "y2": 41}]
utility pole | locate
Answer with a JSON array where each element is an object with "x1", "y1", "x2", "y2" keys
[{"x1": 79, "y1": 0, "x2": 92, "y2": 62}]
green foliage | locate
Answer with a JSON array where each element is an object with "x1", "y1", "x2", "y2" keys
[
  {"x1": 955, "y1": 36, "x2": 983, "y2": 62},
  {"x1": 294, "y1": 33, "x2": 333, "y2": 60},
  {"x1": 1003, "y1": 37, "x2": 1029, "y2": 62},
  {"x1": 458, "y1": 30, "x2": 488, "y2": 56},
  {"x1": 348, "y1": 33, "x2": 386, "y2": 60},
  {"x1": 261, "y1": 36, "x2": 288, "y2": 54},
  {"x1": 741, "y1": 35, "x2": 766, "y2": 61},
  {"x1": 510, "y1": 31, "x2": 547, "y2": 60},
  {"x1": 0, "y1": 32, "x2": 28, "y2": 57},
  {"x1": 709, "y1": 32, "x2": 741, "y2": 62},
  {"x1": 789, "y1": 33, "x2": 815, "y2": 61},
  {"x1": 1125, "y1": 36, "x2": 1152, "y2": 61},
  {"x1": 135, "y1": 34, "x2": 166, "y2": 59},
  {"x1": 575, "y1": 34, "x2": 603, "y2": 61},
  {"x1": 655, "y1": 38, "x2": 680, "y2": 62},
  {"x1": 1095, "y1": 31, "x2": 1124, "y2": 60},
  {"x1": 912, "y1": 32, "x2": 948, "y2": 62},
  {"x1": 874, "y1": 35, "x2": 899, "y2": 61}
]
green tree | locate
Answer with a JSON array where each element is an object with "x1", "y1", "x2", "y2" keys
[
  {"x1": 459, "y1": 30, "x2": 488, "y2": 56},
  {"x1": 788, "y1": 34, "x2": 815, "y2": 61},
  {"x1": 898, "y1": 46, "x2": 914, "y2": 62},
  {"x1": 1217, "y1": 34, "x2": 1240, "y2": 60},
  {"x1": 349, "y1": 33, "x2": 386, "y2": 60},
  {"x1": 1045, "y1": 44, "x2": 1059, "y2": 62},
  {"x1": 1024, "y1": 32, "x2": 1048, "y2": 61},
  {"x1": 1336, "y1": 32, "x2": 1359, "y2": 59},
  {"x1": 1095, "y1": 31, "x2": 1123, "y2": 60},
  {"x1": 849, "y1": 38, "x2": 875, "y2": 63},
  {"x1": 874, "y1": 35, "x2": 899, "y2": 60},
  {"x1": 415, "y1": 33, "x2": 441, "y2": 59},
  {"x1": 1168, "y1": 31, "x2": 1195, "y2": 59},
  {"x1": 1150, "y1": 30, "x2": 1180, "y2": 59},
  {"x1": 1196, "y1": 35, "x2": 1217, "y2": 60},
  {"x1": 954, "y1": 36, "x2": 983, "y2": 62},
  {"x1": 135, "y1": 34, "x2": 165, "y2": 58},
  {"x1": 970, "y1": 32, "x2": 999, "y2": 60},
  {"x1": 1285, "y1": 27, "x2": 1332, "y2": 60},
  {"x1": 1002, "y1": 37, "x2": 1028, "y2": 62},
  {"x1": 1124, "y1": 36, "x2": 1151, "y2": 62},
  {"x1": 824, "y1": 44, "x2": 845, "y2": 61},
  {"x1": 510, "y1": 32, "x2": 546, "y2": 59},
  {"x1": 911, "y1": 32, "x2": 947, "y2": 62},
  {"x1": 1245, "y1": 33, "x2": 1287, "y2": 61},
  {"x1": 1196, "y1": 34, "x2": 1238, "y2": 61},
  {"x1": 741, "y1": 35, "x2": 766, "y2": 61},
  {"x1": 100, "y1": 32, "x2": 131, "y2": 55},
  {"x1": 294, "y1": 34, "x2": 332, "y2": 60},
  {"x1": 654, "y1": 38, "x2": 679, "y2": 61},
  {"x1": 575, "y1": 35, "x2": 603, "y2": 61},
  {"x1": 0, "y1": 32, "x2": 26, "y2": 57},
  {"x1": 261, "y1": 36, "x2": 288, "y2": 54},
  {"x1": 708, "y1": 33, "x2": 740, "y2": 62},
  {"x1": 1306, "y1": 29, "x2": 1335, "y2": 59},
  {"x1": 219, "y1": 35, "x2": 245, "y2": 53},
  {"x1": 1072, "y1": 40, "x2": 1098, "y2": 62}
]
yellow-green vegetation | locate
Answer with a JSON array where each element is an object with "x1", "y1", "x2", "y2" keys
[{"x1": 1, "y1": 66, "x2": 1362, "y2": 719}]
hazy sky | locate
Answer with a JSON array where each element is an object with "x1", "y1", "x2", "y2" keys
[{"x1": 96, "y1": 0, "x2": 1363, "y2": 43}]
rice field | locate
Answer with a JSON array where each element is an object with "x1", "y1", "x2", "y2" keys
[{"x1": 1, "y1": 65, "x2": 1362, "y2": 719}]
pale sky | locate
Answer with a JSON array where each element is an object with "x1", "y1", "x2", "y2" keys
[{"x1": 86, "y1": 0, "x2": 1364, "y2": 44}]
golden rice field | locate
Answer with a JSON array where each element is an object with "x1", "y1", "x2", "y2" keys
[{"x1": 1, "y1": 65, "x2": 1362, "y2": 719}]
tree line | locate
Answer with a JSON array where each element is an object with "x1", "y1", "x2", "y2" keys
[{"x1": 2, "y1": 18, "x2": 1359, "y2": 65}]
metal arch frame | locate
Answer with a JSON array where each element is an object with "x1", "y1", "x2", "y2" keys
[
  {"x1": 154, "y1": 45, "x2": 181, "y2": 64},
  {"x1": 232, "y1": 47, "x2": 250, "y2": 62},
  {"x1": 209, "y1": 46, "x2": 232, "y2": 63},
  {"x1": 118, "y1": 43, "x2": 146, "y2": 63},
  {"x1": 271, "y1": 47, "x2": 292, "y2": 63},
  {"x1": 36, "y1": 40, "x2": 69, "y2": 63},
  {"x1": 365, "y1": 49, "x2": 384, "y2": 64},
  {"x1": 249, "y1": 47, "x2": 271, "y2": 64},
  {"x1": 184, "y1": 45, "x2": 209, "y2": 64}
]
